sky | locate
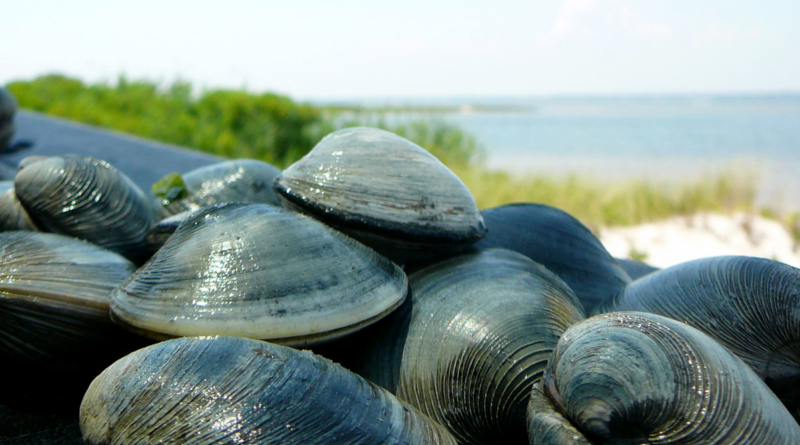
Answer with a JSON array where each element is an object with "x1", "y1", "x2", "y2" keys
[{"x1": 2, "y1": 0, "x2": 799, "y2": 100}]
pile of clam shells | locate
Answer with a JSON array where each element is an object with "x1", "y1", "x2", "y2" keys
[{"x1": 1, "y1": 114, "x2": 799, "y2": 444}]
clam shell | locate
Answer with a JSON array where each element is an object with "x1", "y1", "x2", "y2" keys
[
  {"x1": 474, "y1": 203, "x2": 631, "y2": 311},
  {"x1": 274, "y1": 127, "x2": 486, "y2": 264},
  {"x1": 0, "y1": 231, "x2": 137, "y2": 372},
  {"x1": 80, "y1": 336, "x2": 458, "y2": 445},
  {"x1": 160, "y1": 159, "x2": 282, "y2": 215},
  {"x1": 0, "y1": 185, "x2": 37, "y2": 231},
  {"x1": 599, "y1": 255, "x2": 800, "y2": 418},
  {"x1": 527, "y1": 383, "x2": 590, "y2": 445},
  {"x1": 111, "y1": 203, "x2": 408, "y2": 346},
  {"x1": 14, "y1": 155, "x2": 158, "y2": 262},
  {"x1": 331, "y1": 248, "x2": 586, "y2": 444},
  {"x1": 540, "y1": 312, "x2": 800, "y2": 443}
]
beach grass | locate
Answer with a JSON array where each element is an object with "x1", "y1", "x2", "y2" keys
[{"x1": 453, "y1": 164, "x2": 758, "y2": 231}]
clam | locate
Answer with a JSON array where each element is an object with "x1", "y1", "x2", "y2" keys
[
  {"x1": 328, "y1": 248, "x2": 586, "y2": 444},
  {"x1": 0, "y1": 231, "x2": 139, "y2": 374},
  {"x1": 154, "y1": 159, "x2": 282, "y2": 215},
  {"x1": 13, "y1": 155, "x2": 159, "y2": 262},
  {"x1": 80, "y1": 336, "x2": 458, "y2": 445},
  {"x1": 143, "y1": 209, "x2": 194, "y2": 254},
  {"x1": 0, "y1": 183, "x2": 37, "y2": 231},
  {"x1": 274, "y1": 127, "x2": 487, "y2": 265},
  {"x1": 526, "y1": 383, "x2": 590, "y2": 445},
  {"x1": 0, "y1": 87, "x2": 15, "y2": 150},
  {"x1": 534, "y1": 312, "x2": 800, "y2": 444},
  {"x1": 599, "y1": 256, "x2": 800, "y2": 417},
  {"x1": 111, "y1": 203, "x2": 408, "y2": 346},
  {"x1": 473, "y1": 203, "x2": 631, "y2": 311}
]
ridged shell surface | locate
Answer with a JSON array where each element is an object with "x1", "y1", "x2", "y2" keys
[
  {"x1": 0, "y1": 231, "x2": 136, "y2": 371},
  {"x1": 274, "y1": 127, "x2": 486, "y2": 262},
  {"x1": 600, "y1": 256, "x2": 800, "y2": 417},
  {"x1": 0, "y1": 186, "x2": 37, "y2": 231},
  {"x1": 338, "y1": 248, "x2": 586, "y2": 444},
  {"x1": 474, "y1": 203, "x2": 631, "y2": 311},
  {"x1": 541, "y1": 312, "x2": 800, "y2": 444},
  {"x1": 616, "y1": 257, "x2": 660, "y2": 280},
  {"x1": 14, "y1": 155, "x2": 158, "y2": 261},
  {"x1": 111, "y1": 203, "x2": 408, "y2": 345},
  {"x1": 161, "y1": 159, "x2": 282, "y2": 215},
  {"x1": 80, "y1": 336, "x2": 458, "y2": 445}
]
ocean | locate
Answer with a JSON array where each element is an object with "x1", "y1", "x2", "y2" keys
[{"x1": 343, "y1": 94, "x2": 800, "y2": 210}]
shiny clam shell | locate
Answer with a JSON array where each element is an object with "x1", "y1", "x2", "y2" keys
[
  {"x1": 159, "y1": 159, "x2": 282, "y2": 215},
  {"x1": 14, "y1": 155, "x2": 158, "y2": 262},
  {"x1": 474, "y1": 203, "x2": 631, "y2": 311},
  {"x1": 332, "y1": 248, "x2": 586, "y2": 444},
  {"x1": 80, "y1": 336, "x2": 457, "y2": 445},
  {"x1": 536, "y1": 312, "x2": 800, "y2": 443},
  {"x1": 274, "y1": 127, "x2": 486, "y2": 264},
  {"x1": 0, "y1": 231, "x2": 137, "y2": 372},
  {"x1": 111, "y1": 203, "x2": 408, "y2": 346},
  {"x1": 599, "y1": 256, "x2": 800, "y2": 418}
]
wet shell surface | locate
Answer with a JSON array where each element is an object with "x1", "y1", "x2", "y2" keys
[
  {"x1": 111, "y1": 203, "x2": 408, "y2": 346},
  {"x1": 474, "y1": 203, "x2": 631, "y2": 311},
  {"x1": 274, "y1": 127, "x2": 486, "y2": 263},
  {"x1": 80, "y1": 336, "x2": 457, "y2": 445},
  {"x1": 537, "y1": 312, "x2": 800, "y2": 444},
  {"x1": 13, "y1": 155, "x2": 158, "y2": 262},
  {"x1": 333, "y1": 248, "x2": 586, "y2": 445},
  {"x1": 159, "y1": 159, "x2": 282, "y2": 215},
  {"x1": 600, "y1": 255, "x2": 800, "y2": 417},
  {"x1": 0, "y1": 184, "x2": 37, "y2": 231},
  {"x1": 0, "y1": 231, "x2": 137, "y2": 372}
]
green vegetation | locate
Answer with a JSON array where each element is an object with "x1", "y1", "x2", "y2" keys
[{"x1": 5, "y1": 74, "x2": 760, "y2": 229}]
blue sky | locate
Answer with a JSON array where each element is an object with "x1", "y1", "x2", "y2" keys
[{"x1": 2, "y1": 0, "x2": 798, "y2": 99}]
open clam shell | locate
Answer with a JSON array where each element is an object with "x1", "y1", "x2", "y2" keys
[
  {"x1": 14, "y1": 155, "x2": 158, "y2": 262},
  {"x1": 537, "y1": 312, "x2": 800, "y2": 443},
  {"x1": 80, "y1": 336, "x2": 457, "y2": 445},
  {"x1": 474, "y1": 203, "x2": 631, "y2": 312},
  {"x1": 158, "y1": 159, "x2": 282, "y2": 215},
  {"x1": 599, "y1": 255, "x2": 800, "y2": 418},
  {"x1": 111, "y1": 203, "x2": 408, "y2": 346},
  {"x1": 274, "y1": 127, "x2": 486, "y2": 264},
  {"x1": 0, "y1": 231, "x2": 138, "y2": 373},
  {"x1": 331, "y1": 248, "x2": 586, "y2": 444}
]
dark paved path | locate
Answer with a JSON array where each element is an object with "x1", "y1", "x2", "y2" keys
[{"x1": 1, "y1": 111, "x2": 221, "y2": 191}]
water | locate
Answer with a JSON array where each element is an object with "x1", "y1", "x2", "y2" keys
[{"x1": 344, "y1": 95, "x2": 800, "y2": 210}]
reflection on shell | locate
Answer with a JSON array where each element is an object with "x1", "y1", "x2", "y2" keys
[
  {"x1": 334, "y1": 248, "x2": 586, "y2": 444},
  {"x1": 0, "y1": 231, "x2": 137, "y2": 372},
  {"x1": 160, "y1": 159, "x2": 282, "y2": 215},
  {"x1": 274, "y1": 127, "x2": 486, "y2": 264},
  {"x1": 80, "y1": 336, "x2": 458, "y2": 445},
  {"x1": 111, "y1": 203, "x2": 408, "y2": 346},
  {"x1": 540, "y1": 312, "x2": 800, "y2": 444},
  {"x1": 14, "y1": 155, "x2": 158, "y2": 262},
  {"x1": 474, "y1": 203, "x2": 631, "y2": 311},
  {"x1": 600, "y1": 256, "x2": 800, "y2": 417}
]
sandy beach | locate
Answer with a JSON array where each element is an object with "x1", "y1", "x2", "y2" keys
[{"x1": 599, "y1": 212, "x2": 800, "y2": 269}]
